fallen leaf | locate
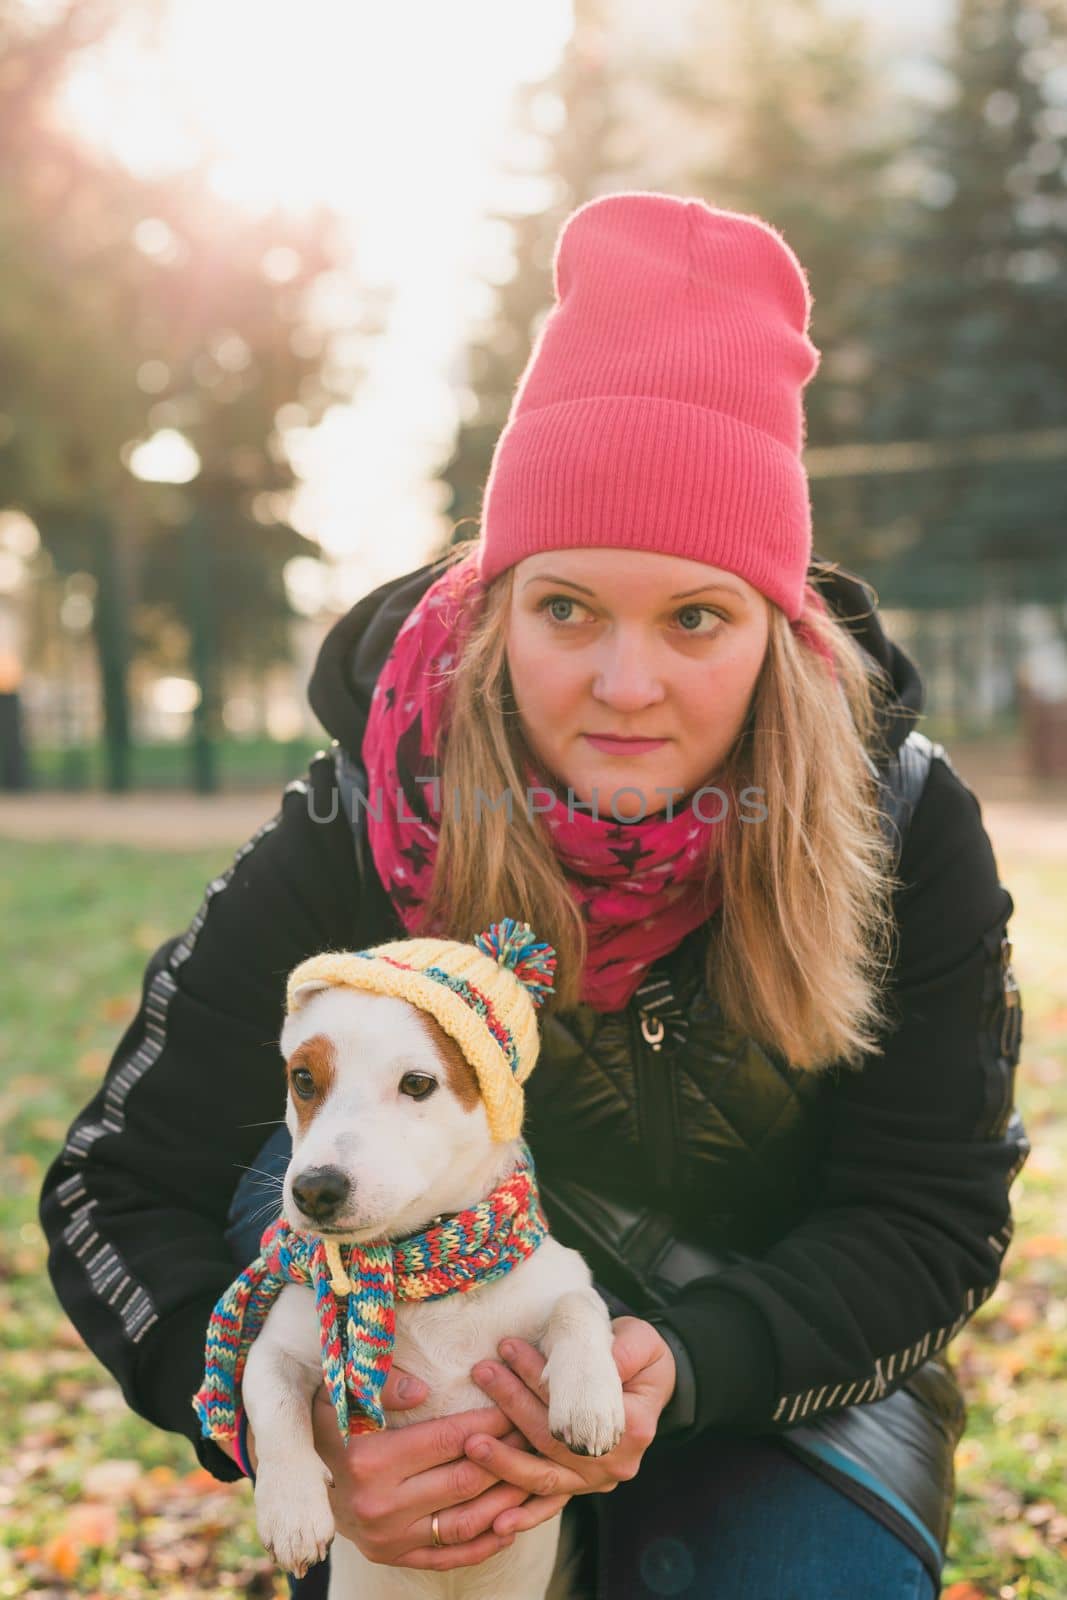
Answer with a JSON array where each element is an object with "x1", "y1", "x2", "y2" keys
[
  {"x1": 101, "y1": 994, "x2": 136, "y2": 1022},
  {"x1": 1019, "y1": 1234, "x2": 1067, "y2": 1261},
  {"x1": 84, "y1": 1459, "x2": 143, "y2": 1500},
  {"x1": 180, "y1": 1467, "x2": 221, "y2": 1493},
  {"x1": 56, "y1": 1318, "x2": 89, "y2": 1351},
  {"x1": 40, "y1": 1532, "x2": 81, "y2": 1580},
  {"x1": 29, "y1": 1117, "x2": 69, "y2": 1141},
  {"x1": 64, "y1": 1501, "x2": 120, "y2": 1547},
  {"x1": 76, "y1": 1048, "x2": 109, "y2": 1081}
]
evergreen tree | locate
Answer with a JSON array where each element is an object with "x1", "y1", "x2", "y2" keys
[
  {"x1": 668, "y1": 0, "x2": 899, "y2": 450},
  {"x1": 657, "y1": 0, "x2": 904, "y2": 571},
  {"x1": 437, "y1": 0, "x2": 908, "y2": 573},
  {"x1": 864, "y1": 0, "x2": 1067, "y2": 600}
]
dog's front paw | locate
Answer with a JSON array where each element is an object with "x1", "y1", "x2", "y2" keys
[
  {"x1": 542, "y1": 1350, "x2": 627, "y2": 1458},
  {"x1": 255, "y1": 1457, "x2": 336, "y2": 1578}
]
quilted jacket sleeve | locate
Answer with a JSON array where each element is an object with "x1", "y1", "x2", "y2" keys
[
  {"x1": 38, "y1": 752, "x2": 362, "y2": 1483},
  {"x1": 643, "y1": 756, "x2": 1028, "y2": 1445}
]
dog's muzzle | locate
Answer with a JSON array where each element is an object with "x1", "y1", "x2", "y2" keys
[{"x1": 291, "y1": 1165, "x2": 351, "y2": 1226}]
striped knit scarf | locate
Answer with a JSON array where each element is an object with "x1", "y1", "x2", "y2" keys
[{"x1": 193, "y1": 1142, "x2": 547, "y2": 1446}]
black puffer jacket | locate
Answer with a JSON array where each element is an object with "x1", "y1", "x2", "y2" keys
[
  {"x1": 310, "y1": 553, "x2": 1028, "y2": 1580},
  {"x1": 40, "y1": 553, "x2": 1026, "y2": 1588}
]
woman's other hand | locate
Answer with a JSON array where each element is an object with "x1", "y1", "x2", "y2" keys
[
  {"x1": 307, "y1": 1366, "x2": 539, "y2": 1571},
  {"x1": 459, "y1": 1315, "x2": 677, "y2": 1538}
]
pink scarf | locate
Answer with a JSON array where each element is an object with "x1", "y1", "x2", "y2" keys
[{"x1": 361, "y1": 548, "x2": 833, "y2": 1013}]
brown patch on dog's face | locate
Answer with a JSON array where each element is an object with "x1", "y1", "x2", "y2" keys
[
  {"x1": 416, "y1": 1012, "x2": 481, "y2": 1115},
  {"x1": 286, "y1": 1033, "x2": 337, "y2": 1131}
]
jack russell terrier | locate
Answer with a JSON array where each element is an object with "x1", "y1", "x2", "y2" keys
[{"x1": 194, "y1": 920, "x2": 626, "y2": 1599}]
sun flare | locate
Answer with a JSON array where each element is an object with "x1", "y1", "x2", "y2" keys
[{"x1": 51, "y1": 0, "x2": 574, "y2": 579}]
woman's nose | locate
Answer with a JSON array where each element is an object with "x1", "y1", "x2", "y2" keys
[{"x1": 591, "y1": 637, "x2": 666, "y2": 710}]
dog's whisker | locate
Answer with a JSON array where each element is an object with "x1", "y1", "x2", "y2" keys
[
  {"x1": 234, "y1": 1163, "x2": 288, "y2": 1182},
  {"x1": 245, "y1": 1199, "x2": 286, "y2": 1230},
  {"x1": 238, "y1": 1118, "x2": 288, "y2": 1130}
]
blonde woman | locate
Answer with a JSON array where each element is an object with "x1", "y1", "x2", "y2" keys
[{"x1": 42, "y1": 194, "x2": 1025, "y2": 1599}]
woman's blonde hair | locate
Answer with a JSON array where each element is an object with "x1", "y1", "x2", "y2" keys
[{"x1": 416, "y1": 542, "x2": 902, "y2": 1073}]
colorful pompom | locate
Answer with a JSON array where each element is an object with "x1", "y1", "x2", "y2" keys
[{"x1": 475, "y1": 918, "x2": 557, "y2": 1009}]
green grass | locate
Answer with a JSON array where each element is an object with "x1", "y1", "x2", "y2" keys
[
  {"x1": 25, "y1": 734, "x2": 326, "y2": 793},
  {"x1": 0, "y1": 836, "x2": 1064, "y2": 1595},
  {"x1": 0, "y1": 837, "x2": 289, "y2": 1596}
]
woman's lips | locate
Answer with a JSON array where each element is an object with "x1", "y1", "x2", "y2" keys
[{"x1": 583, "y1": 735, "x2": 668, "y2": 754}]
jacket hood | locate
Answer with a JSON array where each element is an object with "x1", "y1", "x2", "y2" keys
[{"x1": 307, "y1": 550, "x2": 924, "y2": 763}]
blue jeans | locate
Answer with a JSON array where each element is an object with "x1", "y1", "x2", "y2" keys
[{"x1": 226, "y1": 1126, "x2": 939, "y2": 1600}]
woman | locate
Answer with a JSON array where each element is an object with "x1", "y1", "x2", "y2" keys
[{"x1": 40, "y1": 194, "x2": 1026, "y2": 1599}]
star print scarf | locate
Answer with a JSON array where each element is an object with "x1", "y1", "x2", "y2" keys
[
  {"x1": 193, "y1": 1142, "x2": 548, "y2": 1446},
  {"x1": 361, "y1": 546, "x2": 730, "y2": 1014}
]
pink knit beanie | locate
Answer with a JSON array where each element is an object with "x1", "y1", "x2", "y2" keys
[{"x1": 476, "y1": 191, "x2": 821, "y2": 621}]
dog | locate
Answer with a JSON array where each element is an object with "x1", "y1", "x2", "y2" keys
[{"x1": 241, "y1": 976, "x2": 626, "y2": 1599}]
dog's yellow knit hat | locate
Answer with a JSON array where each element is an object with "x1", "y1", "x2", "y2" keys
[{"x1": 285, "y1": 919, "x2": 557, "y2": 1142}]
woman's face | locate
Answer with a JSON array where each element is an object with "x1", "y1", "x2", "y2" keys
[{"x1": 505, "y1": 548, "x2": 771, "y2": 821}]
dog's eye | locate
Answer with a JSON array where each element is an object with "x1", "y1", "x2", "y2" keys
[
  {"x1": 400, "y1": 1072, "x2": 437, "y2": 1101},
  {"x1": 291, "y1": 1068, "x2": 315, "y2": 1099}
]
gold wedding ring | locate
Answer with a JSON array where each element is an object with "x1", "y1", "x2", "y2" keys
[{"x1": 431, "y1": 1511, "x2": 444, "y2": 1548}]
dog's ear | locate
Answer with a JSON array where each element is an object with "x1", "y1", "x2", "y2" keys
[
  {"x1": 280, "y1": 981, "x2": 333, "y2": 1061},
  {"x1": 289, "y1": 979, "x2": 333, "y2": 1010}
]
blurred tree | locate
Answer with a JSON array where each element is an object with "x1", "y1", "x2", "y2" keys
[
  {"x1": 436, "y1": 0, "x2": 911, "y2": 574},
  {"x1": 862, "y1": 0, "x2": 1067, "y2": 601},
  {"x1": 654, "y1": 0, "x2": 906, "y2": 574},
  {"x1": 435, "y1": 0, "x2": 628, "y2": 549},
  {"x1": 0, "y1": 0, "x2": 378, "y2": 783},
  {"x1": 667, "y1": 0, "x2": 900, "y2": 451}
]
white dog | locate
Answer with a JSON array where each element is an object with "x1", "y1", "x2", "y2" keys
[{"x1": 241, "y1": 978, "x2": 626, "y2": 1599}]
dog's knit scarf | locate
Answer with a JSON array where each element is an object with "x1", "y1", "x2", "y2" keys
[{"x1": 193, "y1": 1142, "x2": 547, "y2": 1447}]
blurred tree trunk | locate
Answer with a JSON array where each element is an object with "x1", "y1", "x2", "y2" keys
[{"x1": 90, "y1": 509, "x2": 131, "y2": 793}]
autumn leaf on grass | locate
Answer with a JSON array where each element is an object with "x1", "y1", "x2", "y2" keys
[
  {"x1": 101, "y1": 994, "x2": 136, "y2": 1023},
  {"x1": 84, "y1": 1459, "x2": 142, "y2": 1500},
  {"x1": 76, "y1": 1048, "x2": 109, "y2": 1081},
  {"x1": 1019, "y1": 1234, "x2": 1067, "y2": 1261},
  {"x1": 131, "y1": 1472, "x2": 174, "y2": 1514},
  {"x1": 56, "y1": 1316, "x2": 89, "y2": 1350},
  {"x1": 179, "y1": 1467, "x2": 222, "y2": 1495},
  {"x1": 942, "y1": 1585, "x2": 990, "y2": 1600},
  {"x1": 39, "y1": 1534, "x2": 80, "y2": 1582},
  {"x1": 30, "y1": 1116, "x2": 69, "y2": 1141},
  {"x1": 41, "y1": 1502, "x2": 120, "y2": 1578},
  {"x1": 1000, "y1": 1297, "x2": 1040, "y2": 1332}
]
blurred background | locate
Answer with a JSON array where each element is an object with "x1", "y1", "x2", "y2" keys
[
  {"x1": 0, "y1": 0, "x2": 1064, "y2": 798},
  {"x1": 0, "y1": 2, "x2": 1064, "y2": 1597}
]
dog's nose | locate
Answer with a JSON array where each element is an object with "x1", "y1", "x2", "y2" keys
[{"x1": 291, "y1": 1166, "x2": 351, "y2": 1224}]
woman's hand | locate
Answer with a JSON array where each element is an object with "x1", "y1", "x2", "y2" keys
[
  {"x1": 306, "y1": 1366, "x2": 542, "y2": 1572},
  {"x1": 459, "y1": 1315, "x2": 677, "y2": 1538}
]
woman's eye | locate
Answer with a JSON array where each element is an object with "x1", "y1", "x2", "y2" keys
[
  {"x1": 675, "y1": 605, "x2": 723, "y2": 634},
  {"x1": 400, "y1": 1073, "x2": 438, "y2": 1101},
  {"x1": 539, "y1": 594, "x2": 588, "y2": 625},
  {"x1": 291, "y1": 1068, "x2": 315, "y2": 1098}
]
